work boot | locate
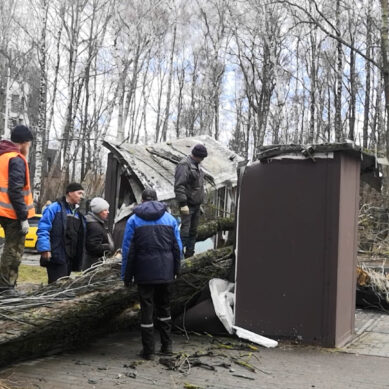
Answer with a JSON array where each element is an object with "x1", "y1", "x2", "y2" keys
[
  {"x1": 158, "y1": 318, "x2": 173, "y2": 355},
  {"x1": 0, "y1": 286, "x2": 19, "y2": 298},
  {"x1": 138, "y1": 350, "x2": 155, "y2": 361},
  {"x1": 185, "y1": 236, "x2": 196, "y2": 258},
  {"x1": 160, "y1": 344, "x2": 173, "y2": 355},
  {"x1": 140, "y1": 327, "x2": 155, "y2": 359}
]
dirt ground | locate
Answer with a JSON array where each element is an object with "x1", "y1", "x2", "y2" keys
[{"x1": 1, "y1": 327, "x2": 389, "y2": 389}]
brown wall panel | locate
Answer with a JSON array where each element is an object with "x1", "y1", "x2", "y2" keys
[
  {"x1": 335, "y1": 154, "x2": 359, "y2": 346},
  {"x1": 235, "y1": 153, "x2": 359, "y2": 347}
]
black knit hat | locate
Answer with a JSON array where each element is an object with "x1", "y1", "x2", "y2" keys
[
  {"x1": 66, "y1": 182, "x2": 84, "y2": 194},
  {"x1": 192, "y1": 144, "x2": 208, "y2": 159},
  {"x1": 142, "y1": 188, "x2": 157, "y2": 201},
  {"x1": 11, "y1": 125, "x2": 33, "y2": 143}
]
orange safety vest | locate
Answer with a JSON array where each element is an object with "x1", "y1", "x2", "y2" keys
[{"x1": 0, "y1": 151, "x2": 35, "y2": 219}]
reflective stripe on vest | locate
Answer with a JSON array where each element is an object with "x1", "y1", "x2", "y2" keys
[
  {"x1": 0, "y1": 187, "x2": 32, "y2": 196},
  {"x1": 0, "y1": 151, "x2": 35, "y2": 219}
]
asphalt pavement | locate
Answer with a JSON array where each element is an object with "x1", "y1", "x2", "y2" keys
[{"x1": 1, "y1": 320, "x2": 389, "y2": 389}]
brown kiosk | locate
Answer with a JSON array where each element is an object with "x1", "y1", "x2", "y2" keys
[{"x1": 234, "y1": 144, "x2": 378, "y2": 347}]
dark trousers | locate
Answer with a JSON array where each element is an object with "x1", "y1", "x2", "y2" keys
[
  {"x1": 138, "y1": 283, "x2": 172, "y2": 355},
  {"x1": 180, "y1": 205, "x2": 200, "y2": 258},
  {"x1": 81, "y1": 254, "x2": 101, "y2": 271},
  {"x1": 46, "y1": 261, "x2": 71, "y2": 284},
  {"x1": 0, "y1": 217, "x2": 25, "y2": 288}
]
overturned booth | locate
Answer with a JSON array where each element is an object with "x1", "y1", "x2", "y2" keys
[
  {"x1": 234, "y1": 143, "x2": 380, "y2": 348},
  {"x1": 103, "y1": 135, "x2": 243, "y2": 248}
]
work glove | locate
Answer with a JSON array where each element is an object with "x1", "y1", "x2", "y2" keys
[
  {"x1": 20, "y1": 220, "x2": 29, "y2": 235},
  {"x1": 180, "y1": 205, "x2": 190, "y2": 215}
]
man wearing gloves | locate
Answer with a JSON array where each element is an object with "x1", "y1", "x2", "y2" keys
[
  {"x1": 37, "y1": 183, "x2": 85, "y2": 284},
  {"x1": 174, "y1": 143, "x2": 207, "y2": 258},
  {"x1": 122, "y1": 188, "x2": 182, "y2": 360},
  {"x1": 0, "y1": 125, "x2": 35, "y2": 295},
  {"x1": 82, "y1": 197, "x2": 114, "y2": 270}
]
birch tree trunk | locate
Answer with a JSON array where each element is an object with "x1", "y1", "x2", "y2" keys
[
  {"x1": 348, "y1": 45, "x2": 356, "y2": 141},
  {"x1": 334, "y1": 0, "x2": 343, "y2": 142},
  {"x1": 381, "y1": 0, "x2": 389, "y2": 151},
  {"x1": 372, "y1": 72, "x2": 383, "y2": 147},
  {"x1": 154, "y1": 55, "x2": 167, "y2": 142},
  {"x1": 346, "y1": 1, "x2": 358, "y2": 142},
  {"x1": 161, "y1": 23, "x2": 177, "y2": 142},
  {"x1": 379, "y1": 0, "x2": 389, "y2": 200},
  {"x1": 33, "y1": 0, "x2": 48, "y2": 210},
  {"x1": 308, "y1": 21, "x2": 317, "y2": 144},
  {"x1": 59, "y1": 0, "x2": 86, "y2": 192},
  {"x1": 363, "y1": 2, "x2": 372, "y2": 149},
  {"x1": 123, "y1": 42, "x2": 141, "y2": 142},
  {"x1": 175, "y1": 64, "x2": 185, "y2": 138},
  {"x1": 188, "y1": 51, "x2": 199, "y2": 137}
]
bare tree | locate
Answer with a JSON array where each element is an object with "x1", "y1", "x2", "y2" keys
[
  {"x1": 363, "y1": 1, "x2": 373, "y2": 148},
  {"x1": 33, "y1": 0, "x2": 49, "y2": 210}
]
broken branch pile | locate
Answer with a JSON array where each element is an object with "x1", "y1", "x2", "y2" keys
[
  {"x1": 356, "y1": 265, "x2": 389, "y2": 311},
  {"x1": 159, "y1": 337, "x2": 263, "y2": 379}
]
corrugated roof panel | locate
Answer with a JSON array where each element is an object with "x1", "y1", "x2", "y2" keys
[{"x1": 104, "y1": 135, "x2": 244, "y2": 201}]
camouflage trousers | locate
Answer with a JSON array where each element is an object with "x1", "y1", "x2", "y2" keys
[{"x1": 0, "y1": 217, "x2": 25, "y2": 288}]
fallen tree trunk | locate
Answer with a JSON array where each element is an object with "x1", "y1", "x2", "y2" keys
[
  {"x1": 0, "y1": 246, "x2": 234, "y2": 368},
  {"x1": 196, "y1": 217, "x2": 235, "y2": 242}
]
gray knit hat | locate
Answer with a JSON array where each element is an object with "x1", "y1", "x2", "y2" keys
[{"x1": 90, "y1": 197, "x2": 109, "y2": 214}]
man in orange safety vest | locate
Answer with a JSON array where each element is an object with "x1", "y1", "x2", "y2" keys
[{"x1": 0, "y1": 125, "x2": 35, "y2": 296}]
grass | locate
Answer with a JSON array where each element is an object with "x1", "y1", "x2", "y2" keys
[
  {"x1": 18, "y1": 264, "x2": 47, "y2": 285},
  {"x1": 18, "y1": 265, "x2": 82, "y2": 285}
]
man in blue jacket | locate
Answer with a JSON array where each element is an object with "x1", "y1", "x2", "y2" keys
[
  {"x1": 122, "y1": 188, "x2": 182, "y2": 360},
  {"x1": 37, "y1": 183, "x2": 85, "y2": 284}
]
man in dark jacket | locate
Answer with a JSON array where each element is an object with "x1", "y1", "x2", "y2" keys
[
  {"x1": 82, "y1": 197, "x2": 114, "y2": 270},
  {"x1": 122, "y1": 188, "x2": 182, "y2": 360},
  {"x1": 37, "y1": 183, "x2": 85, "y2": 284},
  {"x1": 0, "y1": 125, "x2": 35, "y2": 295},
  {"x1": 174, "y1": 144, "x2": 207, "y2": 258}
]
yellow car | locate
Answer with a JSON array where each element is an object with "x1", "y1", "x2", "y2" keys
[{"x1": 0, "y1": 214, "x2": 42, "y2": 250}]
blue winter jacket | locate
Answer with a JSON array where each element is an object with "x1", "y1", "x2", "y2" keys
[
  {"x1": 37, "y1": 197, "x2": 85, "y2": 269},
  {"x1": 121, "y1": 201, "x2": 182, "y2": 284}
]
